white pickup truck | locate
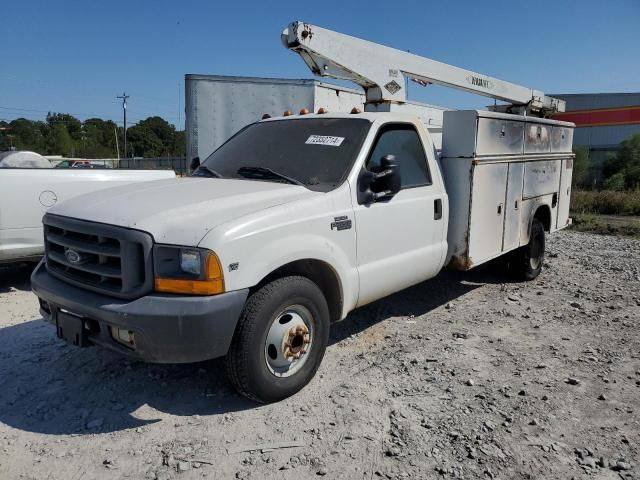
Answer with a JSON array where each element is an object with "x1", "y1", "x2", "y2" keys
[
  {"x1": 31, "y1": 22, "x2": 575, "y2": 402},
  {"x1": 31, "y1": 108, "x2": 574, "y2": 402},
  {"x1": 0, "y1": 168, "x2": 175, "y2": 264}
]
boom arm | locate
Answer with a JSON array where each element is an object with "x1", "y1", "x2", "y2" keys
[{"x1": 282, "y1": 21, "x2": 565, "y2": 115}]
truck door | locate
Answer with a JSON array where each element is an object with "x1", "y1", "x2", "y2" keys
[{"x1": 353, "y1": 123, "x2": 446, "y2": 307}]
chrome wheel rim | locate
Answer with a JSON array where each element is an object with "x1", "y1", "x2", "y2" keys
[{"x1": 264, "y1": 305, "x2": 313, "y2": 378}]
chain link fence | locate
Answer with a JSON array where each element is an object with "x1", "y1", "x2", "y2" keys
[{"x1": 54, "y1": 158, "x2": 189, "y2": 176}]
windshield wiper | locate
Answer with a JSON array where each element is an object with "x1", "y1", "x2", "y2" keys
[
  {"x1": 237, "y1": 166, "x2": 306, "y2": 187},
  {"x1": 193, "y1": 165, "x2": 222, "y2": 178}
]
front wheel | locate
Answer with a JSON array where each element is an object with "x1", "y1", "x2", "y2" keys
[
  {"x1": 225, "y1": 276, "x2": 330, "y2": 403},
  {"x1": 511, "y1": 218, "x2": 545, "y2": 280}
]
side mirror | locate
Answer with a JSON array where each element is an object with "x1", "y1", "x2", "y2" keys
[
  {"x1": 190, "y1": 156, "x2": 201, "y2": 172},
  {"x1": 358, "y1": 154, "x2": 401, "y2": 205}
]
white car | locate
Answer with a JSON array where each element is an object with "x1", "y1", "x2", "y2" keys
[{"x1": 0, "y1": 165, "x2": 175, "y2": 264}]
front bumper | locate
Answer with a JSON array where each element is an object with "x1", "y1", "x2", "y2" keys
[{"x1": 31, "y1": 261, "x2": 248, "y2": 363}]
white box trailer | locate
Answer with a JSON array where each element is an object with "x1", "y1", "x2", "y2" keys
[
  {"x1": 441, "y1": 110, "x2": 574, "y2": 269},
  {"x1": 185, "y1": 74, "x2": 447, "y2": 162}
]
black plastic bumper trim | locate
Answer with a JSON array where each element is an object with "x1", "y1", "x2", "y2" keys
[{"x1": 31, "y1": 261, "x2": 248, "y2": 363}]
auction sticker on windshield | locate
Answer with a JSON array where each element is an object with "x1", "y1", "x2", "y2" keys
[{"x1": 305, "y1": 135, "x2": 345, "y2": 147}]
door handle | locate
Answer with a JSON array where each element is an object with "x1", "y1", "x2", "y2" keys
[{"x1": 434, "y1": 198, "x2": 442, "y2": 220}]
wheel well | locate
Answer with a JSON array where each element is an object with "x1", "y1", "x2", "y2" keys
[
  {"x1": 534, "y1": 205, "x2": 552, "y2": 232},
  {"x1": 255, "y1": 259, "x2": 343, "y2": 322}
]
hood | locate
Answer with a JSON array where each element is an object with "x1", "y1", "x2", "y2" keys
[{"x1": 49, "y1": 177, "x2": 317, "y2": 245}]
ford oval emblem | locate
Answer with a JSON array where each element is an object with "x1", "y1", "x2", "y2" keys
[{"x1": 65, "y1": 249, "x2": 83, "y2": 265}]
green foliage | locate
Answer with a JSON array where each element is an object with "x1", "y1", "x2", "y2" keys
[
  {"x1": 571, "y1": 189, "x2": 640, "y2": 216},
  {"x1": 570, "y1": 213, "x2": 640, "y2": 238},
  {"x1": 126, "y1": 116, "x2": 183, "y2": 157},
  {"x1": 0, "y1": 113, "x2": 185, "y2": 158},
  {"x1": 48, "y1": 124, "x2": 74, "y2": 156},
  {"x1": 126, "y1": 124, "x2": 164, "y2": 157},
  {"x1": 603, "y1": 133, "x2": 640, "y2": 190},
  {"x1": 47, "y1": 113, "x2": 82, "y2": 141},
  {"x1": 572, "y1": 146, "x2": 589, "y2": 188},
  {"x1": 603, "y1": 172, "x2": 625, "y2": 191}
]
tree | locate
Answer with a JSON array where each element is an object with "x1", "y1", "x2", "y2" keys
[
  {"x1": 138, "y1": 117, "x2": 175, "y2": 147},
  {"x1": 80, "y1": 118, "x2": 118, "y2": 158},
  {"x1": 46, "y1": 123, "x2": 74, "y2": 156},
  {"x1": 173, "y1": 130, "x2": 186, "y2": 157},
  {"x1": 46, "y1": 113, "x2": 82, "y2": 140},
  {"x1": 603, "y1": 133, "x2": 640, "y2": 190},
  {"x1": 7, "y1": 118, "x2": 46, "y2": 151},
  {"x1": 1, "y1": 113, "x2": 184, "y2": 159},
  {"x1": 572, "y1": 147, "x2": 589, "y2": 188},
  {"x1": 604, "y1": 172, "x2": 625, "y2": 191},
  {"x1": 126, "y1": 124, "x2": 163, "y2": 157}
]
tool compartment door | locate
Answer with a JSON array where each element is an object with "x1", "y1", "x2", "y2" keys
[
  {"x1": 468, "y1": 163, "x2": 508, "y2": 264},
  {"x1": 502, "y1": 162, "x2": 524, "y2": 252},
  {"x1": 556, "y1": 158, "x2": 573, "y2": 229}
]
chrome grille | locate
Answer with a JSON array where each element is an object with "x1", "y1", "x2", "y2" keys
[{"x1": 43, "y1": 214, "x2": 153, "y2": 299}]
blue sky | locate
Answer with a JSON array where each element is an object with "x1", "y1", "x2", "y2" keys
[{"x1": 2, "y1": 0, "x2": 639, "y2": 129}]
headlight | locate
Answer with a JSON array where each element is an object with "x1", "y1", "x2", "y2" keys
[
  {"x1": 153, "y1": 245, "x2": 225, "y2": 295},
  {"x1": 180, "y1": 249, "x2": 201, "y2": 275}
]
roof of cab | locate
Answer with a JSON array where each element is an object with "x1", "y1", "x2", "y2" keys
[{"x1": 260, "y1": 111, "x2": 421, "y2": 123}]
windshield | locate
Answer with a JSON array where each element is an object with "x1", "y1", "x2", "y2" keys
[{"x1": 200, "y1": 118, "x2": 371, "y2": 192}]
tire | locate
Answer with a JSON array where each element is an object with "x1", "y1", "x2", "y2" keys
[
  {"x1": 512, "y1": 218, "x2": 545, "y2": 281},
  {"x1": 225, "y1": 276, "x2": 330, "y2": 403}
]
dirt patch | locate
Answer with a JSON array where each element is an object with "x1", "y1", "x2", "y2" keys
[{"x1": 0, "y1": 231, "x2": 638, "y2": 479}]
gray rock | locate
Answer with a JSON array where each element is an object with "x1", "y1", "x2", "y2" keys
[
  {"x1": 177, "y1": 461, "x2": 190, "y2": 472},
  {"x1": 565, "y1": 378, "x2": 580, "y2": 385},
  {"x1": 483, "y1": 421, "x2": 495, "y2": 431},
  {"x1": 385, "y1": 446, "x2": 400, "y2": 457},
  {"x1": 613, "y1": 461, "x2": 632, "y2": 471}
]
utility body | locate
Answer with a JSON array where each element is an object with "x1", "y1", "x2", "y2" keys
[{"x1": 32, "y1": 22, "x2": 574, "y2": 402}]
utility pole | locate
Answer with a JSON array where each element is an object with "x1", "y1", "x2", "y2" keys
[{"x1": 116, "y1": 92, "x2": 130, "y2": 158}]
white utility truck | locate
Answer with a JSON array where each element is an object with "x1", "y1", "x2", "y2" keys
[
  {"x1": 0, "y1": 157, "x2": 175, "y2": 264},
  {"x1": 32, "y1": 22, "x2": 574, "y2": 403}
]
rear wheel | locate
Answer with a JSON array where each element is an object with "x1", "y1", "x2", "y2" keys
[
  {"x1": 225, "y1": 276, "x2": 330, "y2": 403},
  {"x1": 512, "y1": 218, "x2": 545, "y2": 280}
]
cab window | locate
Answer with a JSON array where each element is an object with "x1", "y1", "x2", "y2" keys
[{"x1": 366, "y1": 124, "x2": 432, "y2": 188}]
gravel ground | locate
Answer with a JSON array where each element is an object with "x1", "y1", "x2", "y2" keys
[{"x1": 0, "y1": 230, "x2": 638, "y2": 480}]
